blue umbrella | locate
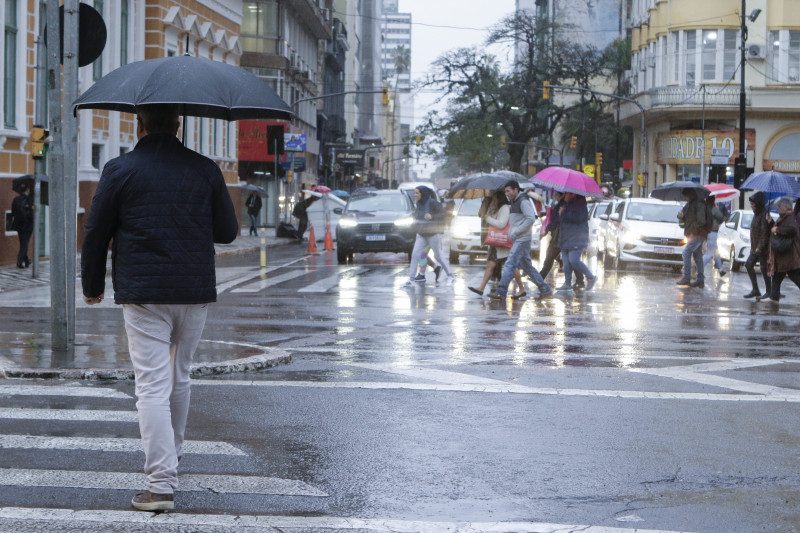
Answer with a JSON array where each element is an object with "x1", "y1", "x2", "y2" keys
[
  {"x1": 330, "y1": 190, "x2": 350, "y2": 198},
  {"x1": 739, "y1": 170, "x2": 800, "y2": 197}
]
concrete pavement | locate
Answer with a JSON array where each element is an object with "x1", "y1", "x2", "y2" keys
[{"x1": 0, "y1": 230, "x2": 301, "y2": 379}]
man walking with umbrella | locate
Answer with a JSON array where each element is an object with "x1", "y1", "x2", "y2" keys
[
  {"x1": 81, "y1": 104, "x2": 239, "y2": 511},
  {"x1": 676, "y1": 188, "x2": 710, "y2": 288},
  {"x1": 490, "y1": 180, "x2": 552, "y2": 300}
]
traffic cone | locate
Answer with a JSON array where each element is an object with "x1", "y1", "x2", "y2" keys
[
  {"x1": 306, "y1": 223, "x2": 319, "y2": 254},
  {"x1": 323, "y1": 223, "x2": 334, "y2": 251}
]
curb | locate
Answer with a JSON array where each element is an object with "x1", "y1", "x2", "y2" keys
[{"x1": 0, "y1": 349, "x2": 291, "y2": 381}]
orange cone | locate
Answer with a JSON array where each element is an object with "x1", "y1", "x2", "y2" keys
[
  {"x1": 306, "y1": 223, "x2": 319, "y2": 254},
  {"x1": 323, "y1": 224, "x2": 334, "y2": 251}
]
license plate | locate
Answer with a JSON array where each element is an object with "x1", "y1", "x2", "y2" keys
[
  {"x1": 366, "y1": 234, "x2": 386, "y2": 242},
  {"x1": 653, "y1": 246, "x2": 673, "y2": 254}
]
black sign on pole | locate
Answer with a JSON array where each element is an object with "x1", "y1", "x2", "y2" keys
[
  {"x1": 45, "y1": 3, "x2": 107, "y2": 66},
  {"x1": 267, "y1": 125, "x2": 285, "y2": 155}
]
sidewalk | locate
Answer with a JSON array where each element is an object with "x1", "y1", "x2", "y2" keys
[{"x1": 0, "y1": 229, "x2": 298, "y2": 379}]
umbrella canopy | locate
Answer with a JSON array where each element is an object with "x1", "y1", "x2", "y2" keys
[
  {"x1": 11, "y1": 175, "x2": 37, "y2": 194},
  {"x1": 72, "y1": 55, "x2": 293, "y2": 121},
  {"x1": 330, "y1": 190, "x2": 350, "y2": 198},
  {"x1": 450, "y1": 170, "x2": 528, "y2": 199},
  {"x1": 650, "y1": 180, "x2": 710, "y2": 201},
  {"x1": 739, "y1": 170, "x2": 800, "y2": 196},
  {"x1": 311, "y1": 185, "x2": 332, "y2": 194},
  {"x1": 529, "y1": 166, "x2": 604, "y2": 199},
  {"x1": 241, "y1": 183, "x2": 268, "y2": 195},
  {"x1": 705, "y1": 182, "x2": 739, "y2": 199}
]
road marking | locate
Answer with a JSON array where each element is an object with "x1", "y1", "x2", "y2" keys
[
  {"x1": 0, "y1": 469, "x2": 326, "y2": 497},
  {"x1": 216, "y1": 257, "x2": 309, "y2": 293},
  {"x1": 231, "y1": 269, "x2": 309, "y2": 293},
  {"x1": 192, "y1": 378, "x2": 800, "y2": 402},
  {"x1": 0, "y1": 507, "x2": 694, "y2": 533},
  {"x1": 0, "y1": 408, "x2": 138, "y2": 423},
  {"x1": 298, "y1": 266, "x2": 368, "y2": 292},
  {"x1": 0, "y1": 385, "x2": 131, "y2": 399},
  {"x1": 0, "y1": 435, "x2": 245, "y2": 455}
]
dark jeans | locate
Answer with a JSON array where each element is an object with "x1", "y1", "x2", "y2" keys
[
  {"x1": 17, "y1": 228, "x2": 32, "y2": 266},
  {"x1": 770, "y1": 269, "x2": 800, "y2": 300},
  {"x1": 745, "y1": 251, "x2": 771, "y2": 294},
  {"x1": 248, "y1": 213, "x2": 258, "y2": 235},
  {"x1": 538, "y1": 242, "x2": 560, "y2": 279},
  {"x1": 296, "y1": 218, "x2": 308, "y2": 239}
]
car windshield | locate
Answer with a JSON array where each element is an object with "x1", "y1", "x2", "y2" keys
[
  {"x1": 741, "y1": 213, "x2": 754, "y2": 229},
  {"x1": 592, "y1": 202, "x2": 610, "y2": 217},
  {"x1": 457, "y1": 198, "x2": 483, "y2": 216},
  {"x1": 346, "y1": 193, "x2": 408, "y2": 213},
  {"x1": 625, "y1": 202, "x2": 682, "y2": 223}
]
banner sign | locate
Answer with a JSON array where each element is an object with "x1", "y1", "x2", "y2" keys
[
  {"x1": 284, "y1": 134, "x2": 307, "y2": 152},
  {"x1": 656, "y1": 129, "x2": 755, "y2": 165},
  {"x1": 335, "y1": 150, "x2": 365, "y2": 167},
  {"x1": 280, "y1": 157, "x2": 307, "y2": 172},
  {"x1": 238, "y1": 120, "x2": 287, "y2": 162}
]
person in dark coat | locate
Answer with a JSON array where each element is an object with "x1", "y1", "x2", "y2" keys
[
  {"x1": 292, "y1": 195, "x2": 316, "y2": 241},
  {"x1": 10, "y1": 182, "x2": 34, "y2": 268},
  {"x1": 764, "y1": 196, "x2": 800, "y2": 303},
  {"x1": 539, "y1": 191, "x2": 584, "y2": 287},
  {"x1": 245, "y1": 192, "x2": 262, "y2": 236},
  {"x1": 676, "y1": 188, "x2": 709, "y2": 288},
  {"x1": 555, "y1": 192, "x2": 596, "y2": 292},
  {"x1": 80, "y1": 104, "x2": 238, "y2": 512},
  {"x1": 404, "y1": 186, "x2": 453, "y2": 286},
  {"x1": 744, "y1": 191, "x2": 774, "y2": 298}
]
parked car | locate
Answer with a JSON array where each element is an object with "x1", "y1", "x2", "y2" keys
[
  {"x1": 602, "y1": 198, "x2": 687, "y2": 270},
  {"x1": 449, "y1": 196, "x2": 541, "y2": 264},
  {"x1": 587, "y1": 200, "x2": 612, "y2": 258},
  {"x1": 334, "y1": 190, "x2": 416, "y2": 264},
  {"x1": 717, "y1": 209, "x2": 777, "y2": 272}
]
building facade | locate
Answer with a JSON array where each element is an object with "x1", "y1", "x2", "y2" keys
[
  {"x1": 1, "y1": 0, "x2": 244, "y2": 266},
  {"x1": 623, "y1": 0, "x2": 800, "y2": 195}
]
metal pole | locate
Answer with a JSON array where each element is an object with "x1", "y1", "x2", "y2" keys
[
  {"x1": 63, "y1": 0, "x2": 79, "y2": 346},
  {"x1": 46, "y1": 0, "x2": 67, "y2": 353},
  {"x1": 700, "y1": 84, "x2": 706, "y2": 184},
  {"x1": 736, "y1": 0, "x2": 748, "y2": 209},
  {"x1": 32, "y1": 0, "x2": 47, "y2": 280}
]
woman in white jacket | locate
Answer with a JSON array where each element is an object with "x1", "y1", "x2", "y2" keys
[{"x1": 468, "y1": 190, "x2": 525, "y2": 298}]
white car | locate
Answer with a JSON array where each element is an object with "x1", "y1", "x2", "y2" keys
[
  {"x1": 717, "y1": 209, "x2": 777, "y2": 271},
  {"x1": 307, "y1": 194, "x2": 346, "y2": 240},
  {"x1": 587, "y1": 200, "x2": 612, "y2": 258},
  {"x1": 449, "y1": 197, "x2": 541, "y2": 264},
  {"x1": 602, "y1": 198, "x2": 687, "y2": 270}
]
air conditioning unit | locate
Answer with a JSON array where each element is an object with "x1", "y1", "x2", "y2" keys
[{"x1": 748, "y1": 44, "x2": 767, "y2": 59}]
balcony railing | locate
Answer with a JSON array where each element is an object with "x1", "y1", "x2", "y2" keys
[{"x1": 648, "y1": 86, "x2": 746, "y2": 107}]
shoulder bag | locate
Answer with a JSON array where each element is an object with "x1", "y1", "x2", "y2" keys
[
  {"x1": 483, "y1": 222, "x2": 512, "y2": 249},
  {"x1": 770, "y1": 233, "x2": 793, "y2": 254}
]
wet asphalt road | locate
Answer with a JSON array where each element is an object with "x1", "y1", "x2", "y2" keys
[{"x1": 1, "y1": 246, "x2": 799, "y2": 532}]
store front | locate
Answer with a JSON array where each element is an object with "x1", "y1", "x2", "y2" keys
[{"x1": 655, "y1": 129, "x2": 756, "y2": 185}]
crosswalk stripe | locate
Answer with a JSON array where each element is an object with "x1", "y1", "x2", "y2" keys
[
  {"x1": 0, "y1": 435, "x2": 245, "y2": 455},
  {"x1": 231, "y1": 269, "x2": 309, "y2": 293},
  {"x1": 0, "y1": 408, "x2": 138, "y2": 423},
  {"x1": 298, "y1": 266, "x2": 368, "y2": 292},
  {"x1": 0, "y1": 507, "x2": 694, "y2": 533},
  {"x1": 0, "y1": 469, "x2": 327, "y2": 497},
  {"x1": 0, "y1": 385, "x2": 130, "y2": 399}
]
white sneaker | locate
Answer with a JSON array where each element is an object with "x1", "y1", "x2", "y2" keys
[
  {"x1": 401, "y1": 279, "x2": 414, "y2": 288},
  {"x1": 445, "y1": 276, "x2": 455, "y2": 286}
]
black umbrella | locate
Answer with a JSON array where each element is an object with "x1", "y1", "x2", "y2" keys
[
  {"x1": 650, "y1": 180, "x2": 710, "y2": 201},
  {"x1": 241, "y1": 183, "x2": 268, "y2": 196},
  {"x1": 72, "y1": 55, "x2": 293, "y2": 121},
  {"x1": 450, "y1": 171, "x2": 526, "y2": 199},
  {"x1": 11, "y1": 175, "x2": 35, "y2": 194}
]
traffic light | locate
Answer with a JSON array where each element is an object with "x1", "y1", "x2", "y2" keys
[
  {"x1": 595, "y1": 152, "x2": 603, "y2": 167},
  {"x1": 637, "y1": 173, "x2": 644, "y2": 187},
  {"x1": 415, "y1": 135, "x2": 421, "y2": 146},
  {"x1": 31, "y1": 125, "x2": 49, "y2": 160},
  {"x1": 500, "y1": 135, "x2": 506, "y2": 148},
  {"x1": 542, "y1": 80, "x2": 550, "y2": 100},
  {"x1": 569, "y1": 136, "x2": 577, "y2": 149},
  {"x1": 382, "y1": 84, "x2": 389, "y2": 105}
]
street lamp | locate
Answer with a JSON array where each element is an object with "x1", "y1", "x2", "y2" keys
[{"x1": 736, "y1": 1, "x2": 761, "y2": 208}]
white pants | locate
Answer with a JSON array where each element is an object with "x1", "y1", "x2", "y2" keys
[
  {"x1": 408, "y1": 234, "x2": 451, "y2": 280},
  {"x1": 123, "y1": 303, "x2": 208, "y2": 494}
]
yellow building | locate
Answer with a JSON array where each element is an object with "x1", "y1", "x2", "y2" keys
[
  {"x1": 1, "y1": 0, "x2": 243, "y2": 266},
  {"x1": 621, "y1": 0, "x2": 800, "y2": 195}
]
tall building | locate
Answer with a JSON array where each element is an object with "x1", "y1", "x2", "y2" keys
[
  {"x1": 0, "y1": 0, "x2": 244, "y2": 266},
  {"x1": 623, "y1": 0, "x2": 800, "y2": 195},
  {"x1": 381, "y1": 5, "x2": 411, "y2": 90},
  {"x1": 382, "y1": 0, "x2": 413, "y2": 184}
]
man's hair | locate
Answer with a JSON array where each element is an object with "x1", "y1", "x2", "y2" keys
[
  {"x1": 136, "y1": 104, "x2": 180, "y2": 134},
  {"x1": 776, "y1": 196, "x2": 793, "y2": 211},
  {"x1": 504, "y1": 180, "x2": 520, "y2": 191}
]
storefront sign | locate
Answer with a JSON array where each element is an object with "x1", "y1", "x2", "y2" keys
[
  {"x1": 656, "y1": 129, "x2": 755, "y2": 165},
  {"x1": 238, "y1": 120, "x2": 286, "y2": 162},
  {"x1": 335, "y1": 150, "x2": 365, "y2": 167},
  {"x1": 763, "y1": 160, "x2": 800, "y2": 172}
]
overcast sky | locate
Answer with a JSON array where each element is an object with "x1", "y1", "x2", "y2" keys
[{"x1": 397, "y1": 0, "x2": 517, "y2": 179}]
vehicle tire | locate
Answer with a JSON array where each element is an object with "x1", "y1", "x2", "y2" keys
[
  {"x1": 337, "y1": 247, "x2": 350, "y2": 264},
  {"x1": 730, "y1": 246, "x2": 741, "y2": 272},
  {"x1": 603, "y1": 245, "x2": 613, "y2": 270},
  {"x1": 450, "y1": 250, "x2": 459, "y2": 264},
  {"x1": 614, "y1": 243, "x2": 626, "y2": 271}
]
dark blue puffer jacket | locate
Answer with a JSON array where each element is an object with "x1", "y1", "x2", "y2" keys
[
  {"x1": 81, "y1": 133, "x2": 239, "y2": 304},
  {"x1": 557, "y1": 195, "x2": 589, "y2": 250}
]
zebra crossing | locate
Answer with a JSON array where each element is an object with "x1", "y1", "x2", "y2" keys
[{"x1": 0, "y1": 380, "x2": 327, "y2": 530}]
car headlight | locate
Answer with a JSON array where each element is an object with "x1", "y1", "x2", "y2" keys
[
  {"x1": 623, "y1": 230, "x2": 642, "y2": 243},
  {"x1": 339, "y1": 218, "x2": 358, "y2": 228},
  {"x1": 451, "y1": 219, "x2": 474, "y2": 239},
  {"x1": 394, "y1": 216, "x2": 415, "y2": 227}
]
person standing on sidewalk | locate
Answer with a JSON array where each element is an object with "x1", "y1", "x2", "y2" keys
[
  {"x1": 490, "y1": 180, "x2": 552, "y2": 300},
  {"x1": 743, "y1": 191, "x2": 774, "y2": 299},
  {"x1": 81, "y1": 104, "x2": 239, "y2": 511},
  {"x1": 676, "y1": 188, "x2": 709, "y2": 288},
  {"x1": 245, "y1": 191, "x2": 262, "y2": 236},
  {"x1": 10, "y1": 181, "x2": 34, "y2": 268}
]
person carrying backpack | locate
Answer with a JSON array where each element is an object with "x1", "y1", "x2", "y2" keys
[{"x1": 676, "y1": 188, "x2": 709, "y2": 288}]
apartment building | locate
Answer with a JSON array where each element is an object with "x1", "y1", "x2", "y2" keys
[
  {"x1": 623, "y1": 0, "x2": 800, "y2": 194},
  {"x1": 0, "y1": 0, "x2": 243, "y2": 266}
]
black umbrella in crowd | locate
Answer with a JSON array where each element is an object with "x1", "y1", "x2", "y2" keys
[
  {"x1": 72, "y1": 55, "x2": 293, "y2": 121},
  {"x1": 449, "y1": 170, "x2": 527, "y2": 199},
  {"x1": 650, "y1": 180, "x2": 710, "y2": 201}
]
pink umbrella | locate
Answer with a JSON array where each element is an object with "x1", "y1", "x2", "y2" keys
[
  {"x1": 311, "y1": 185, "x2": 332, "y2": 194},
  {"x1": 530, "y1": 166, "x2": 604, "y2": 199},
  {"x1": 705, "y1": 182, "x2": 740, "y2": 199}
]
